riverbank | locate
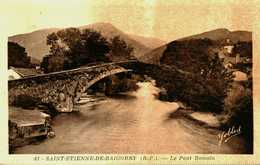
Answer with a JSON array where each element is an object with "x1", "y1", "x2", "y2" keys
[{"x1": 9, "y1": 107, "x2": 52, "y2": 153}]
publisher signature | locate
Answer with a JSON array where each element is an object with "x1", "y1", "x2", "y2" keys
[{"x1": 218, "y1": 125, "x2": 242, "y2": 146}]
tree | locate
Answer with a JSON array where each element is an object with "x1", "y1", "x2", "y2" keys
[
  {"x1": 8, "y1": 42, "x2": 32, "y2": 68},
  {"x1": 191, "y1": 53, "x2": 233, "y2": 112},
  {"x1": 158, "y1": 39, "x2": 233, "y2": 113},
  {"x1": 108, "y1": 36, "x2": 134, "y2": 61},
  {"x1": 65, "y1": 28, "x2": 110, "y2": 66},
  {"x1": 40, "y1": 55, "x2": 49, "y2": 73},
  {"x1": 40, "y1": 54, "x2": 67, "y2": 73},
  {"x1": 41, "y1": 28, "x2": 110, "y2": 73},
  {"x1": 232, "y1": 41, "x2": 252, "y2": 57}
]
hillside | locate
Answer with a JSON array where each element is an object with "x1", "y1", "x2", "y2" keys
[
  {"x1": 139, "y1": 45, "x2": 167, "y2": 64},
  {"x1": 141, "y1": 28, "x2": 252, "y2": 64},
  {"x1": 178, "y1": 28, "x2": 252, "y2": 43},
  {"x1": 127, "y1": 34, "x2": 166, "y2": 49},
  {"x1": 8, "y1": 23, "x2": 159, "y2": 61},
  {"x1": 8, "y1": 28, "x2": 60, "y2": 62},
  {"x1": 78, "y1": 23, "x2": 152, "y2": 58},
  {"x1": 30, "y1": 57, "x2": 41, "y2": 65}
]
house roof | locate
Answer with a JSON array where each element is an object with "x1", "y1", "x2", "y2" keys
[
  {"x1": 10, "y1": 67, "x2": 40, "y2": 77},
  {"x1": 8, "y1": 68, "x2": 23, "y2": 80}
]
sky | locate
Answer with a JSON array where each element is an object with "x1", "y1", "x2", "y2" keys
[{"x1": 0, "y1": 0, "x2": 255, "y2": 42}]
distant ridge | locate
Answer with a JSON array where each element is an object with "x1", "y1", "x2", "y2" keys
[
  {"x1": 178, "y1": 28, "x2": 251, "y2": 43},
  {"x1": 8, "y1": 22, "x2": 164, "y2": 61},
  {"x1": 127, "y1": 33, "x2": 166, "y2": 49}
]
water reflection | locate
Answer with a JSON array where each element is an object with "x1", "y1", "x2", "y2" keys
[{"x1": 15, "y1": 81, "x2": 246, "y2": 154}]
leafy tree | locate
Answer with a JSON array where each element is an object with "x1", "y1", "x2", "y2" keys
[
  {"x1": 69, "y1": 29, "x2": 110, "y2": 66},
  {"x1": 158, "y1": 39, "x2": 233, "y2": 113},
  {"x1": 41, "y1": 28, "x2": 110, "y2": 73},
  {"x1": 56, "y1": 28, "x2": 81, "y2": 49},
  {"x1": 108, "y1": 36, "x2": 134, "y2": 61},
  {"x1": 160, "y1": 39, "x2": 215, "y2": 73},
  {"x1": 232, "y1": 41, "x2": 252, "y2": 57},
  {"x1": 40, "y1": 55, "x2": 49, "y2": 73},
  {"x1": 8, "y1": 42, "x2": 32, "y2": 68},
  {"x1": 40, "y1": 54, "x2": 67, "y2": 73}
]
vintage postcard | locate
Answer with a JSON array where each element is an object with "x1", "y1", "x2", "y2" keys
[{"x1": 0, "y1": 0, "x2": 260, "y2": 164}]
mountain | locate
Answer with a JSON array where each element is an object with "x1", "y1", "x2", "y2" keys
[
  {"x1": 140, "y1": 28, "x2": 252, "y2": 64},
  {"x1": 8, "y1": 28, "x2": 60, "y2": 61},
  {"x1": 127, "y1": 34, "x2": 166, "y2": 49},
  {"x1": 178, "y1": 28, "x2": 252, "y2": 43},
  {"x1": 30, "y1": 57, "x2": 41, "y2": 65},
  {"x1": 78, "y1": 22, "x2": 152, "y2": 58},
  {"x1": 8, "y1": 22, "x2": 160, "y2": 61}
]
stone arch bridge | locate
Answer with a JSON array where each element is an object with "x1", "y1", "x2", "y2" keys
[
  {"x1": 8, "y1": 61, "x2": 137, "y2": 112},
  {"x1": 9, "y1": 60, "x2": 188, "y2": 112}
]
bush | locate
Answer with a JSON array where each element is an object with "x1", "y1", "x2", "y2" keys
[
  {"x1": 8, "y1": 42, "x2": 32, "y2": 68},
  {"x1": 223, "y1": 90, "x2": 253, "y2": 153},
  {"x1": 232, "y1": 41, "x2": 252, "y2": 57}
]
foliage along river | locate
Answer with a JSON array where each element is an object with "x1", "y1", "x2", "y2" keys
[{"x1": 15, "y1": 81, "x2": 246, "y2": 154}]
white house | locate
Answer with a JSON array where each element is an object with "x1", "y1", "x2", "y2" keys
[
  {"x1": 224, "y1": 45, "x2": 234, "y2": 54},
  {"x1": 8, "y1": 68, "x2": 23, "y2": 80},
  {"x1": 233, "y1": 70, "x2": 248, "y2": 81},
  {"x1": 8, "y1": 67, "x2": 40, "y2": 80}
]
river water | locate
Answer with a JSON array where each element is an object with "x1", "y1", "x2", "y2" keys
[{"x1": 15, "y1": 81, "x2": 246, "y2": 154}]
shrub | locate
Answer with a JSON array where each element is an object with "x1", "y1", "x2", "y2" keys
[{"x1": 223, "y1": 89, "x2": 253, "y2": 153}]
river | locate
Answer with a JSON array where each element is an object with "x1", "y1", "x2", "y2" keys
[{"x1": 15, "y1": 81, "x2": 246, "y2": 154}]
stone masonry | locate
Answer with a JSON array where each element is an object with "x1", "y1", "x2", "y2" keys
[{"x1": 9, "y1": 63, "x2": 131, "y2": 112}]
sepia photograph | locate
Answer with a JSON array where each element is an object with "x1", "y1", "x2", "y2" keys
[{"x1": 1, "y1": 0, "x2": 259, "y2": 164}]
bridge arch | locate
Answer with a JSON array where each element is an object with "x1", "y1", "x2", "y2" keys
[{"x1": 73, "y1": 67, "x2": 131, "y2": 104}]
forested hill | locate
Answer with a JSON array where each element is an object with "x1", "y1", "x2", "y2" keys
[{"x1": 139, "y1": 28, "x2": 252, "y2": 64}]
